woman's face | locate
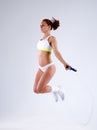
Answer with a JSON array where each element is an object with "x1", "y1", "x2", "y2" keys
[{"x1": 40, "y1": 21, "x2": 51, "y2": 33}]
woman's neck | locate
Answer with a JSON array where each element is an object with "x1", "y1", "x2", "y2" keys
[{"x1": 43, "y1": 33, "x2": 50, "y2": 38}]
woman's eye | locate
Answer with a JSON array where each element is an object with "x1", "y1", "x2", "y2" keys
[{"x1": 40, "y1": 25, "x2": 43, "y2": 28}]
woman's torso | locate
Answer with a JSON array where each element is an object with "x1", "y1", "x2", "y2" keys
[{"x1": 37, "y1": 35, "x2": 53, "y2": 66}]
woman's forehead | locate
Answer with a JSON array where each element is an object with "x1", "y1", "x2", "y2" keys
[{"x1": 40, "y1": 21, "x2": 47, "y2": 25}]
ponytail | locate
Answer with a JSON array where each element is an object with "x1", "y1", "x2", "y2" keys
[{"x1": 51, "y1": 17, "x2": 60, "y2": 30}]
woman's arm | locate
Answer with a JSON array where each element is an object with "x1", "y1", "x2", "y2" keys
[{"x1": 50, "y1": 36, "x2": 70, "y2": 69}]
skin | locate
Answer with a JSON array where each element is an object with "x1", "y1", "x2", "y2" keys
[{"x1": 33, "y1": 21, "x2": 70, "y2": 94}]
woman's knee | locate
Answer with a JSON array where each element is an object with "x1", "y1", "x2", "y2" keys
[
  {"x1": 33, "y1": 84, "x2": 45, "y2": 93},
  {"x1": 33, "y1": 87, "x2": 44, "y2": 93},
  {"x1": 33, "y1": 87, "x2": 39, "y2": 94},
  {"x1": 38, "y1": 87, "x2": 44, "y2": 93}
]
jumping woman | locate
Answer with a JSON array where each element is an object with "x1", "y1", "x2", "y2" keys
[{"x1": 33, "y1": 17, "x2": 71, "y2": 102}]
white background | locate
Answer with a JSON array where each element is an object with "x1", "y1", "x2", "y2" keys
[{"x1": 0, "y1": 0, "x2": 97, "y2": 130}]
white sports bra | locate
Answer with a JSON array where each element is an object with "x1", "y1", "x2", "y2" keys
[{"x1": 37, "y1": 35, "x2": 52, "y2": 52}]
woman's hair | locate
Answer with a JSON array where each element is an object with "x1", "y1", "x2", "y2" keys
[{"x1": 42, "y1": 17, "x2": 60, "y2": 30}]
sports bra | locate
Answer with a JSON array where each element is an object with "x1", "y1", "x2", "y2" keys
[{"x1": 37, "y1": 35, "x2": 52, "y2": 52}]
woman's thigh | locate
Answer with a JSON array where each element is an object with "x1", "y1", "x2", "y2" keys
[
  {"x1": 37, "y1": 65, "x2": 56, "y2": 89},
  {"x1": 33, "y1": 69, "x2": 43, "y2": 90}
]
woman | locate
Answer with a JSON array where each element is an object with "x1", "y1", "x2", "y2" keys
[{"x1": 33, "y1": 17, "x2": 70, "y2": 102}]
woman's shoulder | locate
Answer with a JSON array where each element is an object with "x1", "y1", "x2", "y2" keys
[
  {"x1": 48, "y1": 35, "x2": 57, "y2": 44},
  {"x1": 49, "y1": 35, "x2": 56, "y2": 41}
]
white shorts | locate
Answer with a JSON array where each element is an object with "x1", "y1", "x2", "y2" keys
[{"x1": 39, "y1": 62, "x2": 54, "y2": 72}]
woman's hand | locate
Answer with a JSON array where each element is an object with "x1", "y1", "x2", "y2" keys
[{"x1": 64, "y1": 63, "x2": 71, "y2": 70}]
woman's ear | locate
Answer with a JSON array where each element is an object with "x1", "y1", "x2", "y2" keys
[{"x1": 49, "y1": 25, "x2": 52, "y2": 30}]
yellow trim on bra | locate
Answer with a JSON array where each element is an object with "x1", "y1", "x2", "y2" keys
[{"x1": 38, "y1": 48, "x2": 52, "y2": 52}]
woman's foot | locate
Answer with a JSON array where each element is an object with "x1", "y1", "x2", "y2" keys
[
  {"x1": 52, "y1": 85, "x2": 65, "y2": 102},
  {"x1": 57, "y1": 89, "x2": 65, "y2": 101},
  {"x1": 53, "y1": 91, "x2": 58, "y2": 102}
]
